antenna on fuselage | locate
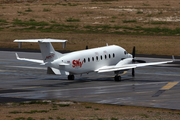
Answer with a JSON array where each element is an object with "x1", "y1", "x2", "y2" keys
[{"x1": 106, "y1": 43, "x2": 108, "y2": 46}]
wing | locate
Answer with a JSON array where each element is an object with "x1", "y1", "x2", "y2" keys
[
  {"x1": 95, "y1": 56, "x2": 174, "y2": 73},
  {"x1": 15, "y1": 53, "x2": 44, "y2": 64}
]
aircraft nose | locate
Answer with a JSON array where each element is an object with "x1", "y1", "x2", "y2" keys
[{"x1": 128, "y1": 54, "x2": 132, "y2": 58}]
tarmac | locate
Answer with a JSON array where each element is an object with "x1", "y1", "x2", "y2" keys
[{"x1": 0, "y1": 51, "x2": 180, "y2": 110}]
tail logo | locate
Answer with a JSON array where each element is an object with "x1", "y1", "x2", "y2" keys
[
  {"x1": 45, "y1": 53, "x2": 55, "y2": 60},
  {"x1": 72, "y1": 59, "x2": 84, "y2": 68}
]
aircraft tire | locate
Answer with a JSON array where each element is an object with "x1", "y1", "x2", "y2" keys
[
  {"x1": 68, "y1": 75, "x2": 74, "y2": 80},
  {"x1": 114, "y1": 75, "x2": 121, "y2": 81}
]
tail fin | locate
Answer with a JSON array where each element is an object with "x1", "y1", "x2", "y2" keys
[{"x1": 14, "y1": 39, "x2": 67, "y2": 62}]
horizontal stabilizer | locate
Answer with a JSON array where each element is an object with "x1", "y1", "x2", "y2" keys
[
  {"x1": 15, "y1": 53, "x2": 44, "y2": 64},
  {"x1": 14, "y1": 39, "x2": 67, "y2": 43}
]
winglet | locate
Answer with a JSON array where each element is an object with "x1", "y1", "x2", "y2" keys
[
  {"x1": 15, "y1": 53, "x2": 20, "y2": 60},
  {"x1": 172, "y1": 55, "x2": 175, "y2": 61}
]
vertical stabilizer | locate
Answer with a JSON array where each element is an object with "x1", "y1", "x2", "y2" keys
[{"x1": 38, "y1": 41, "x2": 61, "y2": 62}]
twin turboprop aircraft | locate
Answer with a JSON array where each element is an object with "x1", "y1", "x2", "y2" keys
[{"x1": 14, "y1": 39, "x2": 174, "y2": 81}]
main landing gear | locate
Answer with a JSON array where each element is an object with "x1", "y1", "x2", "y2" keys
[
  {"x1": 114, "y1": 75, "x2": 121, "y2": 81},
  {"x1": 68, "y1": 75, "x2": 75, "y2": 80}
]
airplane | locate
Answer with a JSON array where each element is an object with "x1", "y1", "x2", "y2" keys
[{"x1": 14, "y1": 39, "x2": 174, "y2": 81}]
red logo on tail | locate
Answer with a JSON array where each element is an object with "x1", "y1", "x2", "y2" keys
[{"x1": 45, "y1": 54, "x2": 55, "y2": 60}]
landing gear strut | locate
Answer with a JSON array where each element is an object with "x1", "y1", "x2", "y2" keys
[
  {"x1": 114, "y1": 75, "x2": 121, "y2": 81},
  {"x1": 68, "y1": 75, "x2": 74, "y2": 80}
]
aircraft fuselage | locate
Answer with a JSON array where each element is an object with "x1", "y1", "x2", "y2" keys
[{"x1": 52, "y1": 45, "x2": 132, "y2": 74}]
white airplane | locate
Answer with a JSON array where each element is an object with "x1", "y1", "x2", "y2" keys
[{"x1": 14, "y1": 39, "x2": 174, "y2": 81}]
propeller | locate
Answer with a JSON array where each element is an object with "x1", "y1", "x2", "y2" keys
[{"x1": 132, "y1": 46, "x2": 146, "y2": 77}]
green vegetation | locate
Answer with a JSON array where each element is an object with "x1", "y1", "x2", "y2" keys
[
  {"x1": 6, "y1": 18, "x2": 180, "y2": 36},
  {"x1": 0, "y1": 27, "x2": 4, "y2": 30},
  {"x1": 82, "y1": 11, "x2": 94, "y2": 14},
  {"x1": 14, "y1": 117, "x2": 25, "y2": 120},
  {"x1": 158, "y1": 11, "x2": 163, "y2": 14},
  {"x1": 59, "y1": 104, "x2": 70, "y2": 107},
  {"x1": 66, "y1": 18, "x2": 80, "y2": 22},
  {"x1": 68, "y1": 3, "x2": 81, "y2": 6},
  {"x1": 143, "y1": 3, "x2": 150, "y2": 6},
  {"x1": 146, "y1": 14, "x2": 152, "y2": 17},
  {"x1": 85, "y1": 106, "x2": 92, "y2": 108},
  {"x1": 0, "y1": 19, "x2": 7, "y2": 23},
  {"x1": 42, "y1": 3, "x2": 52, "y2": 5},
  {"x1": 112, "y1": 16, "x2": 117, "y2": 19},
  {"x1": 92, "y1": 0, "x2": 118, "y2": 2},
  {"x1": 94, "y1": 108, "x2": 100, "y2": 110},
  {"x1": 56, "y1": 117, "x2": 66, "y2": 120},
  {"x1": 139, "y1": 113, "x2": 149, "y2": 118},
  {"x1": 137, "y1": 11, "x2": 143, "y2": 14},
  {"x1": 14, "y1": 117, "x2": 35, "y2": 120},
  {"x1": 9, "y1": 111, "x2": 22, "y2": 114},
  {"x1": 19, "y1": 100, "x2": 49, "y2": 105},
  {"x1": 27, "y1": 117, "x2": 35, "y2": 120},
  {"x1": 122, "y1": 19, "x2": 137, "y2": 23},
  {"x1": 13, "y1": 18, "x2": 49, "y2": 26},
  {"x1": 24, "y1": 110, "x2": 49, "y2": 113},
  {"x1": 25, "y1": 7, "x2": 33, "y2": 12},
  {"x1": 43, "y1": 8, "x2": 51, "y2": 12},
  {"x1": 151, "y1": 21, "x2": 167, "y2": 24},
  {"x1": 49, "y1": 117, "x2": 53, "y2": 119},
  {"x1": 111, "y1": 117, "x2": 118, "y2": 120}
]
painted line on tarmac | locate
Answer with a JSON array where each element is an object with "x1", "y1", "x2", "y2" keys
[
  {"x1": 160, "y1": 82, "x2": 179, "y2": 90},
  {"x1": 152, "y1": 82, "x2": 179, "y2": 97}
]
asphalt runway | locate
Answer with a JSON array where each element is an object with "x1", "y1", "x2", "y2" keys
[{"x1": 0, "y1": 51, "x2": 180, "y2": 110}]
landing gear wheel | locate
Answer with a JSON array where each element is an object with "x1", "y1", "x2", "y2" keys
[
  {"x1": 114, "y1": 75, "x2": 121, "y2": 81},
  {"x1": 68, "y1": 75, "x2": 74, "y2": 80}
]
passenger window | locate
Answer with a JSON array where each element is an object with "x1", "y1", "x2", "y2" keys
[
  {"x1": 88, "y1": 58, "x2": 90, "y2": 62},
  {"x1": 84, "y1": 58, "x2": 86, "y2": 63},
  {"x1": 113, "y1": 53, "x2": 115, "y2": 58},
  {"x1": 105, "y1": 55, "x2": 107, "y2": 59},
  {"x1": 109, "y1": 54, "x2": 111, "y2": 58},
  {"x1": 96, "y1": 56, "x2": 98, "y2": 61},
  {"x1": 92, "y1": 57, "x2": 94, "y2": 61},
  {"x1": 101, "y1": 55, "x2": 102, "y2": 60}
]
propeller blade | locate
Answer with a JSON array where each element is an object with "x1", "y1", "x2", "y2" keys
[
  {"x1": 132, "y1": 46, "x2": 135, "y2": 58},
  {"x1": 135, "y1": 60, "x2": 146, "y2": 63}
]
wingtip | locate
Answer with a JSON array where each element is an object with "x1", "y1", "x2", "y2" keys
[
  {"x1": 172, "y1": 55, "x2": 175, "y2": 61},
  {"x1": 15, "y1": 53, "x2": 19, "y2": 59}
]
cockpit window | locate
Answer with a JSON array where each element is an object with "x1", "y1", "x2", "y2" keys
[{"x1": 124, "y1": 51, "x2": 128, "y2": 55}]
